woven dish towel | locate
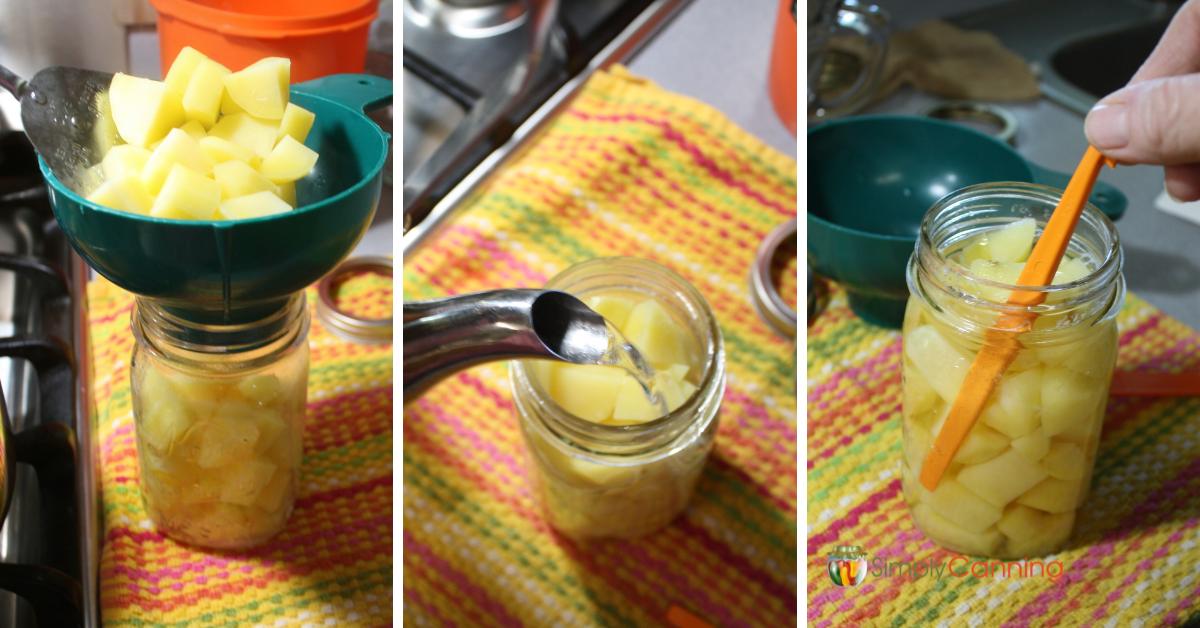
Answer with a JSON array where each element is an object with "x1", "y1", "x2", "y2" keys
[
  {"x1": 91, "y1": 276, "x2": 393, "y2": 625},
  {"x1": 807, "y1": 284, "x2": 1200, "y2": 626},
  {"x1": 403, "y1": 65, "x2": 798, "y2": 626}
]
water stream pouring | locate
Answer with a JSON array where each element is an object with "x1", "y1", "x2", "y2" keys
[
  {"x1": 1, "y1": 64, "x2": 391, "y2": 325},
  {"x1": 403, "y1": 289, "x2": 669, "y2": 413}
]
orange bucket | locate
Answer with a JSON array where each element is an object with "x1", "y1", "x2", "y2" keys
[
  {"x1": 150, "y1": 0, "x2": 379, "y2": 82},
  {"x1": 767, "y1": 0, "x2": 797, "y2": 135}
]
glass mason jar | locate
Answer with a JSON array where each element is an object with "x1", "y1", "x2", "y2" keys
[
  {"x1": 130, "y1": 294, "x2": 310, "y2": 549},
  {"x1": 901, "y1": 183, "x2": 1124, "y2": 559},
  {"x1": 509, "y1": 258, "x2": 725, "y2": 540}
]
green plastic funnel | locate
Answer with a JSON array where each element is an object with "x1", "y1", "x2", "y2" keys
[{"x1": 42, "y1": 74, "x2": 391, "y2": 324}]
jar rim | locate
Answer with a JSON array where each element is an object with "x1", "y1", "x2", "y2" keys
[
  {"x1": 909, "y1": 182, "x2": 1125, "y2": 338},
  {"x1": 510, "y1": 257, "x2": 725, "y2": 455},
  {"x1": 133, "y1": 292, "x2": 310, "y2": 372}
]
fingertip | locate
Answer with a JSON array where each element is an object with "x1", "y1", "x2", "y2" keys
[
  {"x1": 1084, "y1": 102, "x2": 1131, "y2": 152},
  {"x1": 1164, "y1": 164, "x2": 1200, "y2": 202}
]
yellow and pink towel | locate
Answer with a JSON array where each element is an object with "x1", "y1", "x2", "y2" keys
[
  {"x1": 91, "y1": 278, "x2": 393, "y2": 625},
  {"x1": 808, "y1": 283, "x2": 1200, "y2": 626},
  {"x1": 403, "y1": 66, "x2": 798, "y2": 626}
]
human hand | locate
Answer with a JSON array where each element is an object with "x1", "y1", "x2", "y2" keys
[{"x1": 1084, "y1": 0, "x2": 1200, "y2": 200}]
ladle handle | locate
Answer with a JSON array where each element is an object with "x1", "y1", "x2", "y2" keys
[
  {"x1": 292, "y1": 74, "x2": 392, "y2": 114},
  {"x1": 403, "y1": 290, "x2": 553, "y2": 400},
  {"x1": 0, "y1": 63, "x2": 27, "y2": 100}
]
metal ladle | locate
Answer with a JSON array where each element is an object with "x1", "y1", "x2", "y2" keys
[
  {"x1": 403, "y1": 289, "x2": 610, "y2": 399},
  {"x1": 0, "y1": 63, "x2": 113, "y2": 194}
]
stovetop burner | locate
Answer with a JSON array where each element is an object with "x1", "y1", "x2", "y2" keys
[
  {"x1": 406, "y1": 0, "x2": 528, "y2": 38},
  {"x1": 0, "y1": 129, "x2": 91, "y2": 627},
  {"x1": 401, "y1": 0, "x2": 690, "y2": 253}
]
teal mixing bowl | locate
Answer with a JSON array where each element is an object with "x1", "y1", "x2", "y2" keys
[{"x1": 808, "y1": 114, "x2": 1126, "y2": 328}]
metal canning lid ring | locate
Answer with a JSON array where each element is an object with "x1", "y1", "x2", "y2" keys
[
  {"x1": 750, "y1": 218, "x2": 798, "y2": 338},
  {"x1": 316, "y1": 255, "x2": 393, "y2": 345},
  {"x1": 923, "y1": 101, "x2": 1019, "y2": 145}
]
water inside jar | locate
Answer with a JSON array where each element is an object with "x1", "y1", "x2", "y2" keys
[{"x1": 595, "y1": 320, "x2": 669, "y2": 416}]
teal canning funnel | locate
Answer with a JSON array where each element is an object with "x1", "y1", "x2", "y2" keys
[{"x1": 42, "y1": 73, "x2": 391, "y2": 324}]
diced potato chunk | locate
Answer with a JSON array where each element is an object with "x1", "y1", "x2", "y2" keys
[
  {"x1": 108, "y1": 73, "x2": 183, "y2": 147},
  {"x1": 219, "y1": 459, "x2": 277, "y2": 506},
  {"x1": 139, "y1": 396, "x2": 190, "y2": 453},
  {"x1": 1041, "y1": 368, "x2": 1102, "y2": 436},
  {"x1": 218, "y1": 191, "x2": 293, "y2": 221},
  {"x1": 276, "y1": 181, "x2": 296, "y2": 206},
  {"x1": 586, "y1": 295, "x2": 636, "y2": 329},
  {"x1": 258, "y1": 135, "x2": 319, "y2": 184},
  {"x1": 179, "y1": 120, "x2": 207, "y2": 140},
  {"x1": 549, "y1": 364, "x2": 625, "y2": 422},
  {"x1": 1011, "y1": 428, "x2": 1050, "y2": 461},
  {"x1": 657, "y1": 365, "x2": 697, "y2": 409},
  {"x1": 141, "y1": 128, "x2": 213, "y2": 194},
  {"x1": 163, "y1": 46, "x2": 208, "y2": 106},
  {"x1": 987, "y1": 368, "x2": 1042, "y2": 439},
  {"x1": 623, "y1": 298, "x2": 690, "y2": 369},
  {"x1": 969, "y1": 259, "x2": 1024, "y2": 302},
  {"x1": 86, "y1": 176, "x2": 153, "y2": 215},
  {"x1": 195, "y1": 415, "x2": 260, "y2": 469},
  {"x1": 997, "y1": 504, "x2": 1046, "y2": 540},
  {"x1": 957, "y1": 449, "x2": 1049, "y2": 508},
  {"x1": 101, "y1": 144, "x2": 151, "y2": 180},
  {"x1": 207, "y1": 112, "x2": 278, "y2": 158},
  {"x1": 212, "y1": 160, "x2": 278, "y2": 200},
  {"x1": 984, "y1": 218, "x2": 1037, "y2": 263},
  {"x1": 926, "y1": 478, "x2": 1003, "y2": 533},
  {"x1": 611, "y1": 375, "x2": 660, "y2": 423},
  {"x1": 1017, "y1": 477, "x2": 1084, "y2": 513},
  {"x1": 277, "y1": 103, "x2": 315, "y2": 143},
  {"x1": 255, "y1": 467, "x2": 292, "y2": 513},
  {"x1": 238, "y1": 374, "x2": 282, "y2": 404},
  {"x1": 182, "y1": 57, "x2": 231, "y2": 128},
  {"x1": 150, "y1": 164, "x2": 220, "y2": 220},
  {"x1": 198, "y1": 135, "x2": 255, "y2": 165},
  {"x1": 953, "y1": 425, "x2": 1009, "y2": 465},
  {"x1": 1005, "y1": 510, "x2": 1074, "y2": 557},
  {"x1": 1041, "y1": 441, "x2": 1086, "y2": 480},
  {"x1": 961, "y1": 238, "x2": 990, "y2": 266},
  {"x1": 223, "y1": 57, "x2": 290, "y2": 120},
  {"x1": 1037, "y1": 324, "x2": 1118, "y2": 379},
  {"x1": 92, "y1": 91, "x2": 120, "y2": 157},
  {"x1": 904, "y1": 366, "x2": 940, "y2": 419},
  {"x1": 1053, "y1": 257, "x2": 1091, "y2": 284},
  {"x1": 912, "y1": 503, "x2": 1003, "y2": 556},
  {"x1": 904, "y1": 325, "x2": 971, "y2": 402},
  {"x1": 221, "y1": 90, "x2": 244, "y2": 115},
  {"x1": 906, "y1": 420, "x2": 933, "y2": 477},
  {"x1": 565, "y1": 455, "x2": 641, "y2": 487}
]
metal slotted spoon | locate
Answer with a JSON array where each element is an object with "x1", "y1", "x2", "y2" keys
[{"x1": 0, "y1": 63, "x2": 115, "y2": 193}]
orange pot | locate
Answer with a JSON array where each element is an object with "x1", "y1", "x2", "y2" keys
[
  {"x1": 768, "y1": 0, "x2": 797, "y2": 135},
  {"x1": 150, "y1": 0, "x2": 379, "y2": 82}
]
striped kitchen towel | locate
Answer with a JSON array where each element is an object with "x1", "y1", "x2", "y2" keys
[
  {"x1": 403, "y1": 65, "x2": 798, "y2": 626},
  {"x1": 808, "y1": 282, "x2": 1200, "y2": 626},
  {"x1": 91, "y1": 276, "x2": 393, "y2": 626}
]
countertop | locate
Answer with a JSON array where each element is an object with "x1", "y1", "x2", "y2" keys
[
  {"x1": 627, "y1": 0, "x2": 798, "y2": 159},
  {"x1": 867, "y1": 0, "x2": 1200, "y2": 330}
]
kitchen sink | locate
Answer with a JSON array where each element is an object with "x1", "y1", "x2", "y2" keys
[
  {"x1": 948, "y1": 0, "x2": 1183, "y2": 114},
  {"x1": 1050, "y1": 17, "x2": 1170, "y2": 100}
]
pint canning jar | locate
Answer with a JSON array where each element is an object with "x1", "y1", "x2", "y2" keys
[
  {"x1": 509, "y1": 258, "x2": 725, "y2": 540},
  {"x1": 130, "y1": 294, "x2": 310, "y2": 549},
  {"x1": 901, "y1": 183, "x2": 1124, "y2": 558}
]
